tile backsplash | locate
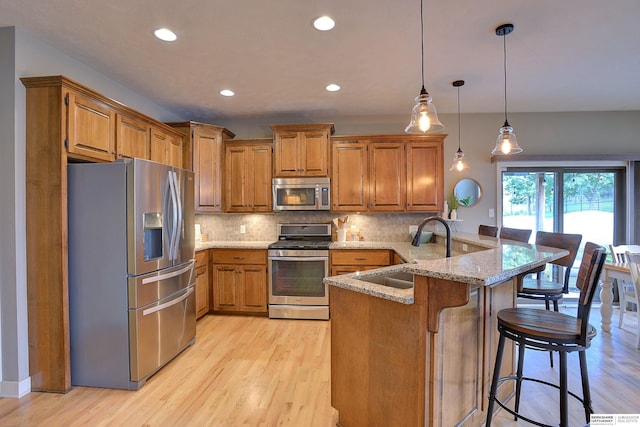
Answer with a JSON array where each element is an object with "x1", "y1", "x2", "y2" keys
[{"x1": 196, "y1": 212, "x2": 440, "y2": 243}]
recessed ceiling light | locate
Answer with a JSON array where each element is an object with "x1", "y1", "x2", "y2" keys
[
  {"x1": 313, "y1": 16, "x2": 335, "y2": 31},
  {"x1": 154, "y1": 28, "x2": 177, "y2": 42},
  {"x1": 220, "y1": 89, "x2": 235, "y2": 97},
  {"x1": 325, "y1": 83, "x2": 341, "y2": 92}
]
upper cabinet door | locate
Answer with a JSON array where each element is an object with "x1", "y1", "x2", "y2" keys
[
  {"x1": 194, "y1": 128, "x2": 223, "y2": 213},
  {"x1": 406, "y1": 141, "x2": 443, "y2": 212},
  {"x1": 273, "y1": 132, "x2": 301, "y2": 176},
  {"x1": 66, "y1": 90, "x2": 116, "y2": 162},
  {"x1": 116, "y1": 114, "x2": 150, "y2": 160},
  {"x1": 331, "y1": 141, "x2": 368, "y2": 212},
  {"x1": 300, "y1": 131, "x2": 329, "y2": 176},
  {"x1": 369, "y1": 142, "x2": 406, "y2": 212}
]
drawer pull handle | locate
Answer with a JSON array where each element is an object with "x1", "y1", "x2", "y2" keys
[
  {"x1": 233, "y1": 256, "x2": 245, "y2": 260},
  {"x1": 355, "y1": 257, "x2": 368, "y2": 261}
]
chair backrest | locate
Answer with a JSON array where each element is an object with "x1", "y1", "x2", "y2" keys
[
  {"x1": 625, "y1": 251, "x2": 640, "y2": 297},
  {"x1": 575, "y1": 242, "x2": 607, "y2": 345},
  {"x1": 478, "y1": 225, "x2": 499, "y2": 237},
  {"x1": 610, "y1": 244, "x2": 640, "y2": 263},
  {"x1": 535, "y1": 231, "x2": 583, "y2": 292},
  {"x1": 610, "y1": 245, "x2": 628, "y2": 263},
  {"x1": 499, "y1": 227, "x2": 532, "y2": 243}
]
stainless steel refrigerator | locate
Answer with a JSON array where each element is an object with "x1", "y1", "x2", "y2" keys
[{"x1": 68, "y1": 158, "x2": 196, "y2": 390}]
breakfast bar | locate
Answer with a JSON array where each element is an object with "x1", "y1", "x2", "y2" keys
[{"x1": 324, "y1": 235, "x2": 567, "y2": 427}]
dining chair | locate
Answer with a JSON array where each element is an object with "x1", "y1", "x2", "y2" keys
[
  {"x1": 478, "y1": 224, "x2": 499, "y2": 237},
  {"x1": 622, "y1": 251, "x2": 640, "y2": 349},
  {"x1": 486, "y1": 242, "x2": 607, "y2": 427},
  {"x1": 499, "y1": 226, "x2": 532, "y2": 243}
]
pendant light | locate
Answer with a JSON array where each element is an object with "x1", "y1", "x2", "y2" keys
[
  {"x1": 450, "y1": 80, "x2": 468, "y2": 171},
  {"x1": 491, "y1": 23, "x2": 522, "y2": 155},
  {"x1": 405, "y1": 0, "x2": 444, "y2": 134}
]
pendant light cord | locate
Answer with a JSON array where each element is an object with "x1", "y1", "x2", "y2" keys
[
  {"x1": 457, "y1": 85, "x2": 461, "y2": 150},
  {"x1": 502, "y1": 31, "x2": 508, "y2": 125},
  {"x1": 420, "y1": 0, "x2": 425, "y2": 89}
]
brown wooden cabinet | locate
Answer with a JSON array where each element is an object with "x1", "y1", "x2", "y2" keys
[
  {"x1": 20, "y1": 75, "x2": 194, "y2": 393},
  {"x1": 331, "y1": 134, "x2": 444, "y2": 213},
  {"x1": 224, "y1": 139, "x2": 272, "y2": 213},
  {"x1": 167, "y1": 122, "x2": 235, "y2": 213},
  {"x1": 66, "y1": 89, "x2": 116, "y2": 162},
  {"x1": 405, "y1": 141, "x2": 444, "y2": 212},
  {"x1": 195, "y1": 250, "x2": 210, "y2": 319},
  {"x1": 150, "y1": 125, "x2": 184, "y2": 169},
  {"x1": 211, "y1": 249, "x2": 268, "y2": 314},
  {"x1": 116, "y1": 113, "x2": 150, "y2": 160},
  {"x1": 270, "y1": 124, "x2": 334, "y2": 177},
  {"x1": 369, "y1": 142, "x2": 406, "y2": 211},
  {"x1": 330, "y1": 249, "x2": 393, "y2": 276}
]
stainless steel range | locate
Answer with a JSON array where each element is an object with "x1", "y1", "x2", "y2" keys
[{"x1": 268, "y1": 223, "x2": 331, "y2": 320}]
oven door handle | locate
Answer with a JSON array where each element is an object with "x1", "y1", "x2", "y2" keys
[{"x1": 269, "y1": 256, "x2": 328, "y2": 262}]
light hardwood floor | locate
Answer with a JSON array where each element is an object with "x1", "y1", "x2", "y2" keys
[{"x1": 0, "y1": 307, "x2": 638, "y2": 426}]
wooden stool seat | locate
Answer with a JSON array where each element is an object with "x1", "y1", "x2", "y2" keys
[
  {"x1": 519, "y1": 278, "x2": 564, "y2": 295},
  {"x1": 486, "y1": 242, "x2": 607, "y2": 427},
  {"x1": 498, "y1": 307, "x2": 596, "y2": 342}
]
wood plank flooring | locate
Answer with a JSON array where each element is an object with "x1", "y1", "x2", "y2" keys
[{"x1": 0, "y1": 306, "x2": 638, "y2": 426}]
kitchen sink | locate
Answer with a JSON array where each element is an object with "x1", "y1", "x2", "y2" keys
[{"x1": 358, "y1": 271, "x2": 414, "y2": 289}]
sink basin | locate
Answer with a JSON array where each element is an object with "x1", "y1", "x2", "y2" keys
[{"x1": 359, "y1": 271, "x2": 414, "y2": 289}]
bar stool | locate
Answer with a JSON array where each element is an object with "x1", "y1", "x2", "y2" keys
[
  {"x1": 519, "y1": 231, "x2": 583, "y2": 311},
  {"x1": 478, "y1": 224, "x2": 499, "y2": 237},
  {"x1": 499, "y1": 226, "x2": 532, "y2": 243},
  {"x1": 485, "y1": 242, "x2": 607, "y2": 427}
]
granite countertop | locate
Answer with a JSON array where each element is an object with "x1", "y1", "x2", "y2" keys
[
  {"x1": 195, "y1": 233, "x2": 568, "y2": 306},
  {"x1": 324, "y1": 232, "x2": 569, "y2": 305}
]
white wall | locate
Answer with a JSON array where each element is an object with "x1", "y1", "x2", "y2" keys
[{"x1": 0, "y1": 26, "x2": 185, "y2": 398}]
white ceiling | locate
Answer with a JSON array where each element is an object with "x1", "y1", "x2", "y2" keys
[{"x1": 2, "y1": 0, "x2": 640, "y2": 123}]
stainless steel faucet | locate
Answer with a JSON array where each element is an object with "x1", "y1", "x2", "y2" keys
[{"x1": 411, "y1": 216, "x2": 452, "y2": 258}]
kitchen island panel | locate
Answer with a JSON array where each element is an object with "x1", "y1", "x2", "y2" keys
[{"x1": 330, "y1": 274, "x2": 517, "y2": 427}]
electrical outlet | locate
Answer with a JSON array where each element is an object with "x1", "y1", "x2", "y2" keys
[
  {"x1": 489, "y1": 208, "x2": 495, "y2": 218},
  {"x1": 240, "y1": 224, "x2": 246, "y2": 234},
  {"x1": 409, "y1": 225, "x2": 418, "y2": 233},
  {"x1": 462, "y1": 243, "x2": 468, "y2": 252}
]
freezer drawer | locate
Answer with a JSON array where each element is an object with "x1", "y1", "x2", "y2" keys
[
  {"x1": 129, "y1": 259, "x2": 195, "y2": 308},
  {"x1": 129, "y1": 285, "x2": 196, "y2": 383}
]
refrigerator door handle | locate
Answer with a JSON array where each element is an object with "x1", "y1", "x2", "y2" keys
[
  {"x1": 142, "y1": 286, "x2": 194, "y2": 316},
  {"x1": 141, "y1": 259, "x2": 195, "y2": 285},
  {"x1": 171, "y1": 171, "x2": 183, "y2": 261},
  {"x1": 167, "y1": 170, "x2": 179, "y2": 260}
]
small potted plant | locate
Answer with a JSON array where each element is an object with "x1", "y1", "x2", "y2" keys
[{"x1": 447, "y1": 192, "x2": 460, "y2": 219}]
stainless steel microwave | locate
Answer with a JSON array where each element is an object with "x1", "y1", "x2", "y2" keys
[{"x1": 272, "y1": 177, "x2": 330, "y2": 211}]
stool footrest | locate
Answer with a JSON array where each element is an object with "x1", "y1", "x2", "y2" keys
[{"x1": 492, "y1": 375, "x2": 590, "y2": 427}]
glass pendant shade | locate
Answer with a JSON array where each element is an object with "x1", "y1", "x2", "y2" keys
[
  {"x1": 491, "y1": 121, "x2": 522, "y2": 155},
  {"x1": 405, "y1": 87, "x2": 444, "y2": 134},
  {"x1": 449, "y1": 148, "x2": 468, "y2": 171}
]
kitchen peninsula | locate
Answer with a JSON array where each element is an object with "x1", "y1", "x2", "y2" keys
[{"x1": 324, "y1": 234, "x2": 567, "y2": 427}]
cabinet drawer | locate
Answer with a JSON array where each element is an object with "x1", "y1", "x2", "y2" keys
[
  {"x1": 331, "y1": 249, "x2": 391, "y2": 266},
  {"x1": 211, "y1": 249, "x2": 266, "y2": 265},
  {"x1": 195, "y1": 250, "x2": 208, "y2": 268}
]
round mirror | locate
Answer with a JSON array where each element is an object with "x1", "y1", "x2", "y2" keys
[{"x1": 454, "y1": 178, "x2": 482, "y2": 207}]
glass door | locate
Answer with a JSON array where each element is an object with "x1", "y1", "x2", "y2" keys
[{"x1": 501, "y1": 167, "x2": 624, "y2": 294}]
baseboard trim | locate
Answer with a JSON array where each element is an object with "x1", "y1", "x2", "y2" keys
[{"x1": 1, "y1": 376, "x2": 31, "y2": 398}]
